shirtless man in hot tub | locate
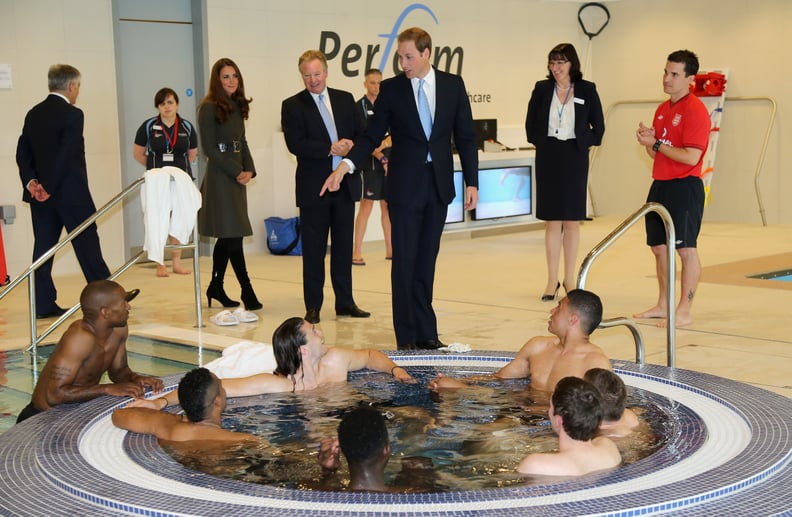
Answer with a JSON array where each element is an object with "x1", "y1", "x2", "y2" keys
[
  {"x1": 129, "y1": 316, "x2": 415, "y2": 410},
  {"x1": 429, "y1": 289, "x2": 612, "y2": 393},
  {"x1": 113, "y1": 367, "x2": 259, "y2": 443},
  {"x1": 16, "y1": 280, "x2": 163, "y2": 423}
]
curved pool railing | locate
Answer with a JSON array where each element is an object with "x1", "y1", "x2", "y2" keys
[{"x1": 577, "y1": 202, "x2": 675, "y2": 367}]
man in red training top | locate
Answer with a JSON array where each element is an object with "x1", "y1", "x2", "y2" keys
[{"x1": 634, "y1": 49, "x2": 711, "y2": 327}]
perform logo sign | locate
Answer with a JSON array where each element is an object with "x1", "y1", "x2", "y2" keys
[{"x1": 319, "y1": 3, "x2": 464, "y2": 77}]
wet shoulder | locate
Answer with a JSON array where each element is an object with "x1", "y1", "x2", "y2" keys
[
  {"x1": 582, "y1": 342, "x2": 612, "y2": 369},
  {"x1": 521, "y1": 335, "x2": 558, "y2": 354}
]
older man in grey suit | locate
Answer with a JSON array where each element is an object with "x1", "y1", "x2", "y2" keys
[{"x1": 16, "y1": 64, "x2": 111, "y2": 319}]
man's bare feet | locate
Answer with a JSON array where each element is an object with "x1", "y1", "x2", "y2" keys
[
  {"x1": 156, "y1": 264, "x2": 169, "y2": 277},
  {"x1": 632, "y1": 305, "x2": 667, "y2": 319},
  {"x1": 172, "y1": 265, "x2": 191, "y2": 275},
  {"x1": 656, "y1": 311, "x2": 693, "y2": 328}
]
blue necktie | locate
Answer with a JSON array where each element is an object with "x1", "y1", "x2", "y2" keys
[
  {"x1": 417, "y1": 79, "x2": 432, "y2": 161},
  {"x1": 317, "y1": 94, "x2": 341, "y2": 168}
]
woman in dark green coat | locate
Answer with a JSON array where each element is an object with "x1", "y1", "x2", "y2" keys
[{"x1": 197, "y1": 58, "x2": 262, "y2": 311}]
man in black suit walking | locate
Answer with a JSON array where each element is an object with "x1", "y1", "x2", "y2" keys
[
  {"x1": 282, "y1": 50, "x2": 370, "y2": 324},
  {"x1": 322, "y1": 28, "x2": 479, "y2": 350},
  {"x1": 16, "y1": 64, "x2": 111, "y2": 319}
]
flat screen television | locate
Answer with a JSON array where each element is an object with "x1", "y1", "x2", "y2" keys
[
  {"x1": 472, "y1": 165, "x2": 532, "y2": 220},
  {"x1": 472, "y1": 119, "x2": 497, "y2": 151},
  {"x1": 445, "y1": 171, "x2": 465, "y2": 224}
]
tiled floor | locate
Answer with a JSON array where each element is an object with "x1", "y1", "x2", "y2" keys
[{"x1": 1, "y1": 216, "x2": 790, "y2": 399}]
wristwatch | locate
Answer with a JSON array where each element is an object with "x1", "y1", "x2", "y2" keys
[{"x1": 652, "y1": 140, "x2": 662, "y2": 152}]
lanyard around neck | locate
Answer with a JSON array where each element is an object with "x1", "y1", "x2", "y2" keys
[
  {"x1": 555, "y1": 84, "x2": 573, "y2": 124},
  {"x1": 159, "y1": 115, "x2": 179, "y2": 151}
]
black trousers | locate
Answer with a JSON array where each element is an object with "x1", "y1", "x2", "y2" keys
[
  {"x1": 299, "y1": 194, "x2": 355, "y2": 311},
  {"x1": 30, "y1": 195, "x2": 110, "y2": 313},
  {"x1": 388, "y1": 163, "x2": 448, "y2": 346}
]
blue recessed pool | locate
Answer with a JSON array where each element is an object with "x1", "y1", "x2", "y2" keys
[{"x1": 748, "y1": 268, "x2": 792, "y2": 282}]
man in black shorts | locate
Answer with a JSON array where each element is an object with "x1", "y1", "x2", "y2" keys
[
  {"x1": 634, "y1": 50, "x2": 710, "y2": 327},
  {"x1": 352, "y1": 68, "x2": 392, "y2": 265}
]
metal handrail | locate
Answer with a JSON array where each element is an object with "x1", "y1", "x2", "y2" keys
[
  {"x1": 0, "y1": 176, "x2": 204, "y2": 354},
  {"x1": 577, "y1": 202, "x2": 677, "y2": 367},
  {"x1": 730, "y1": 96, "x2": 778, "y2": 226},
  {"x1": 589, "y1": 96, "x2": 777, "y2": 225},
  {"x1": 599, "y1": 317, "x2": 645, "y2": 365}
]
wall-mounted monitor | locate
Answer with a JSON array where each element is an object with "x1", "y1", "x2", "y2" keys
[
  {"x1": 473, "y1": 119, "x2": 497, "y2": 151},
  {"x1": 472, "y1": 165, "x2": 532, "y2": 220},
  {"x1": 445, "y1": 171, "x2": 465, "y2": 224}
]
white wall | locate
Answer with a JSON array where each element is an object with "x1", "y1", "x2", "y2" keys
[
  {"x1": 1, "y1": 0, "x2": 789, "y2": 279},
  {"x1": 0, "y1": 0, "x2": 124, "y2": 278},
  {"x1": 201, "y1": 0, "x2": 588, "y2": 248},
  {"x1": 588, "y1": 0, "x2": 790, "y2": 225}
]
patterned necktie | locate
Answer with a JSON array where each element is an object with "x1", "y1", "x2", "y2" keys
[
  {"x1": 417, "y1": 79, "x2": 432, "y2": 161},
  {"x1": 317, "y1": 94, "x2": 341, "y2": 168}
]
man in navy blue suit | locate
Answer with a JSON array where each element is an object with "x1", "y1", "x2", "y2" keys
[
  {"x1": 282, "y1": 50, "x2": 370, "y2": 324},
  {"x1": 16, "y1": 64, "x2": 111, "y2": 319},
  {"x1": 322, "y1": 28, "x2": 479, "y2": 350}
]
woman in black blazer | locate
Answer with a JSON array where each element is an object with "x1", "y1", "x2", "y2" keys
[{"x1": 525, "y1": 43, "x2": 604, "y2": 301}]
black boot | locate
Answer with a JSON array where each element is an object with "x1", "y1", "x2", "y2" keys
[
  {"x1": 207, "y1": 241, "x2": 239, "y2": 308},
  {"x1": 229, "y1": 243, "x2": 262, "y2": 310},
  {"x1": 240, "y1": 283, "x2": 263, "y2": 311},
  {"x1": 206, "y1": 275, "x2": 240, "y2": 308}
]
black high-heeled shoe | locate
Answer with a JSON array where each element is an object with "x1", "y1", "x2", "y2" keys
[
  {"x1": 206, "y1": 281, "x2": 240, "y2": 308},
  {"x1": 541, "y1": 282, "x2": 560, "y2": 302}
]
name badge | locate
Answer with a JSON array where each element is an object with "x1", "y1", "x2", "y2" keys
[
  {"x1": 163, "y1": 153, "x2": 174, "y2": 162},
  {"x1": 573, "y1": 97, "x2": 585, "y2": 105},
  {"x1": 152, "y1": 125, "x2": 162, "y2": 130}
]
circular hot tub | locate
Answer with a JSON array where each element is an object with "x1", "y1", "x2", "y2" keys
[{"x1": 1, "y1": 353, "x2": 790, "y2": 516}]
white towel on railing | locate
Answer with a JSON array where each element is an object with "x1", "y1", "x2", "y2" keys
[{"x1": 141, "y1": 167, "x2": 202, "y2": 265}]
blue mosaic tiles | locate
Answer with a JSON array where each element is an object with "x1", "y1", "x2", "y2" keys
[{"x1": 0, "y1": 353, "x2": 789, "y2": 516}]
